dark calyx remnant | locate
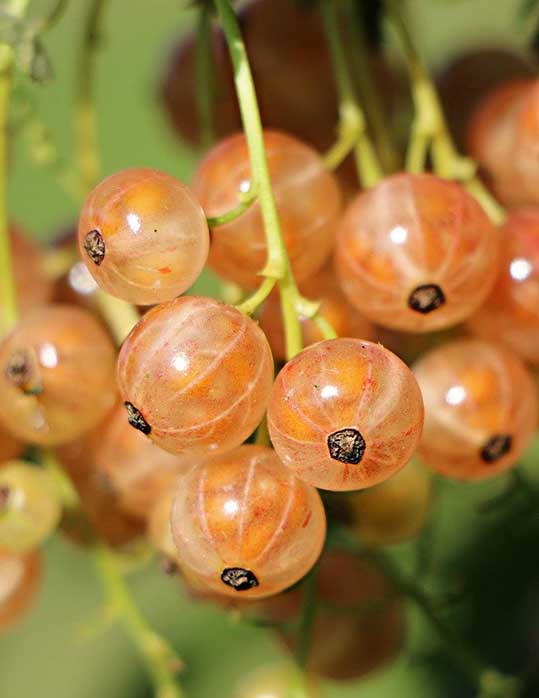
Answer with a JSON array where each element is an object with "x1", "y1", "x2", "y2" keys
[
  {"x1": 124, "y1": 401, "x2": 151, "y2": 435},
  {"x1": 327, "y1": 428, "x2": 366, "y2": 464},
  {"x1": 161, "y1": 557, "x2": 179, "y2": 576},
  {"x1": 481, "y1": 434, "x2": 513, "y2": 463},
  {"x1": 408, "y1": 283, "x2": 446, "y2": 314},
  {"x1": 221, "y1": 567, "x2": 259, "y2": 592},
  {"x1": 84, "y1": 229, "x2": 106, "y2": 265},
  {"x1": 5, "y1": 348, "x2": 42, "y2": 395}
]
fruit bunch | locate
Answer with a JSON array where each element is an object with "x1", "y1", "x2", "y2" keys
[{"x1": 1, "y1": 0, "x2": 539, "y2": 697}]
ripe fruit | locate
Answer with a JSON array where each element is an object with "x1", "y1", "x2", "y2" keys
[
  {"x1": 348, "y1": 460, "x2": 432, "y2": 545},
  {"x1": 0, "y1": 462, "x2": 62, "y2": 553},
  {"x1": 267, "y1": 339, "x2": 424, "y2": 491},
  {"x1": 336, "y1": 173, "x2": 500, "y2": 332},
  {"x1": 470, "y1": 209, "x2": 539, "y2": 364},
  {"x1": 148, "y1": 488, "x2": 177, "y2": 561},
  {"x1": 413, "y1": 339, "x2": 538, "y2": 480},
  {"x1": 0, "y1": 305, "x2": 117, "y2": 445},
  {"x1": 0, "y1": 549, "x2": 42, "y2": 630},
  {"x1": 170, "y1": 445, "x2": 326, "y2": 599},
  {"x1": 192, "y1": 131, "x2": 341, "y2": 289},
  {"x1": 1, "y1": 225, "x2": 53, "y2": 328},
  {"x1": 254, "y1": 550, "x2": 405, "y2": 680},
  {"x1": 437, "y1": 48, "x2": 534, "y2": 150},
  {"x1": 117, "y1": 296, "x2": 274, "y2": 457},
  {"x1": 92, "y1": 403, "x2": 190, "y2": 518},
  {"x1": 259, "y1": 265, "x2": 374, "y2": 362},
  {"x1": 78, "y1": 168, "x2": 209, "y2": 304}
]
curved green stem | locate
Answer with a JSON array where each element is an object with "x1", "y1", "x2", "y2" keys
[
  {"x1": 95, "y1": 545, "x2": 184, "y2": 698},
  {"x1": 386, "y1": 0, "x2": 505, "y2": 224},
  {"x1": 206, "y1": 187, "x2": 257, "y2": 227},
  {"x1": 313, "y1": 314, "x2": 337, "y2": 341},
  {"x1": 214, "y1": 0, "x2": 304, "y2": 359},
  {"x1": 235, "y1": 277, "x2": 275, "y2": 315},
  {"x1": 76, "y1": 0, "x2": 107, "y2": 192},
  {"x1": 320, "y1": 0, "x2": 383, "y2": 187}
]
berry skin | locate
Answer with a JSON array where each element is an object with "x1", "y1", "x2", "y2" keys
[
  {"x1": 336, "y1": 173, "x2": 500, "y2": 332},
  {"x1": 0, "y1": 549, "x2": 42, "y2": 631},
  {"x1": 348, "y1": 460, "x2": 432, "y2": 545},
  {"x1": 254, "y1": 550, "x2": 405, "y2": 681},
  {"x1": 192, "y1": 130, "x2": 341, "y2": 289},
  {"x1": 413, "y1": 340, "x2": 538, "y2": 480},
  {"x1": 78, "y1": 168, "x2": 209, "y2": 304},
  {"x1": 0, "y1": 305, "x2": 117, "y2": 446},
  {"x1": 117, "y1": 296, "x2": 274, "y2": 457},
  {"x1": 267, "y1": 339, "x2": 424, "y2": 491},
  {"x1": 92, "y1": 402, "x2": 190, "y2": 518},
  {"x1": 148, "y1": 488, "x2": 178, "y2": 562},
  {"x1": 170, "y1": 445, "x2": 326, "y2": 599},
  {"x1": 469, "y1": 209, "x2": 539, "y2": 364},
  {"x1": 259, "y1": 265, "x2": 374, "y2": 362},
  {"x1": 0, "y1": 462, "x2": 62, "y2": 553}
]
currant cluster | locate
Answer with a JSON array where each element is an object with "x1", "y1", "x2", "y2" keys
[{"x1": 1, "y1": 0, "x2": 539, "y2": 695}]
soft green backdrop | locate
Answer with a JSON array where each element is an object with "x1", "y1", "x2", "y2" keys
[{"x1": 1, "y1": 1, "x2": 538, "y2": 697}]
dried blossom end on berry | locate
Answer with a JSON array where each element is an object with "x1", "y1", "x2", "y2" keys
[
  {"x1": 124, "y1": 401, "x2": 152, "y2": 435},
  {"x1": 481, "y1": 434, "x2": 513, "y2": 463},
  {"x1": 408, "y1": 284, "x2": 446, "y2": 315},
  {"x1": 327, "y1": 428, "x2": 366, "y2": 465},
  {"x1": 83, "y1": 230, "x2": 106, "y2": 266},
  {"x1": 221, "y1": 567, "x2": 259, "y2": 592}
]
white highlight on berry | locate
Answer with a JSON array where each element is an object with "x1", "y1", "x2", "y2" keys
[
  {"x1": 39, "y1": 343, "x2": 58, "y2": 368},
  {"x1": 389, "y1": 225, "x2": 408, "y2": 245},
  {"x1": 320, "y1": 384, "x2": 339, "y2": 399},
  {"x1": 127, "y1": 212, "x2": 142, "y2": 234},
  {"x1": 223, "y1": 499, "x2": 239, "y2": 515},
  {"x1": 172, "y1": 353, "x2": 190, "y2": 372},
  {"x1": 510, "y1": 257, "x2": 533, "y2": 282},
  {"x1": 445, "y1": 385, "x2": 466, "y2": 406}
]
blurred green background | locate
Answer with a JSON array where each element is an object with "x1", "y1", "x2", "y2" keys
[{"x1": 2, "y1": 1, "x2": 539, "y2": 697}]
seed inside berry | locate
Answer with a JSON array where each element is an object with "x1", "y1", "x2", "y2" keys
[
  {"x1": 480, "y1": 433, "x2": 513, "y2": 463},
  {"x1": 220, "y1": 567, "x2": 259, "y2": 592},
  {"x1": 84, "y1": 229, "x2": 106, "y2": 265},
  {"x1": 327, "y1": 428, "x2": 366, "y2": 464},
  {"x1": 408, "y1": 283, "x2": 446, "y2": 314},
  {"x1": 124, "y1": 401, "x2": 152, "y2": 435}
]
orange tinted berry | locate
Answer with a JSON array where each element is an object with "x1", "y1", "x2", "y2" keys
[
  {"x1": 414, "y1": 340, "x2": 538, "y2": 480},
  {"x1": 192, "y1": 131, "x2": 341, "y2": 289},
  {"x1": 0, "y1": 306, "x2": 117, "y2": 446},
  {"x1": 336, "y1": 173, "x2": 499, "y2": 332},
  {"x1": 268, "y1": 339, "x2": 424, "y2": 491},
  {"x1": 348, "y1": 460, "x2": 432, "y2": 545},
  {"x1": 78, "y1": 168, "x2": 209, "y2": 304},
  {"x1": 117, "y1": 296, "x2": 274, "y2": 456},
  {"x1": 0, "y1": 549, "x2": 42, "y2": 631},
  {"x1": 259, "y1": 266, "x2": 374, "y2": 361},
  {"x1": 170, "y1": 445, "x2": 326, "y2": 599},
  {"x1": 470, "y1": 210, "x2": 539, "y2": 364}
]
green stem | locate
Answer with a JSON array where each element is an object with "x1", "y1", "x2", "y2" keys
[
  {"x1": 195, "y1": 2, "x2": 216, "y2": 149},
  {"x1": 235, "y1": 277, "x2": 275, "y2": 315},
  {"x1": 94, "y1": 545, "x2": 184, "y2": 698},
  {"x1": 76, "y1": 0, "x2": 107, "y2": 192},
  {"x1": 40, "y1": 448, "x2": 80, "y2": 510},
  {"x1": 214, "y1": 0, "x2": 304, "y2": 359},
  {"x1": 206, "y1": 188, "x2": 257, "y2": 227},
  {"x1": 386, "y1": 0, "x2": 505, "y2": 224},
  {"x1": 313, "y1": 314, "x2": 337, "y2": 340},
  {"x1": 320, "y1": 0, "x2": 383, "y2": 187}
]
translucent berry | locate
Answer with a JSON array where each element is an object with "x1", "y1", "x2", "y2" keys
[
  {"x1": 336, "y1": 173, "x2": 500, "y2": 332},
  {"x1": 148, "y1": 488, "x2": 178, "y2": 561},
  {"x1": 235, "y1": 662, "x2": 319, "y2": 698},
  {"x1": 347, "y1": 460, "x2": 433, "y2": 545},
  {"x1": 170, "y1": 445, "x2": 326, "y2": 599},
  {"x1": 0, "y1": 549, "x2": 42, "y2": 630},
  {"x1": 1, "y1": 225, "x2": 53, "y2": 328},
  {"x1": 0, "y1": 305, "x2": 117, "y2": 445},
  {"x1": 92, "y1": 403, "x2": 190, "y2": 518},
  {"x1": 58, "y1": 425, "x2": 145, "y2": 548},
  {"x1": 470, "y1": 210, "x2": 539, "y2": 364},
  {"x1": 255, "y1": 550, "x2": 405, "y2": 681},
  {"x1": 0, "y1": 462, "x2": 62, "y2": 553},
  {"x1": 78, "y1": 168, "x2": 209, "y2": 304},
  {"x1": 267, "y1": 339, "x2": 424, "y2": 491},
  {"x1": 192, "y1": 131, "x2": 341, "y2": 289},
  {"x1": 259, "y1": 265, "x2": 374, "y2": 361},
  {"x1": 117, "y1": 296, "x2": 274, "y2": 456},
  {"x1": 413, "y1": 339, "x2": 538, "y2": 480}
]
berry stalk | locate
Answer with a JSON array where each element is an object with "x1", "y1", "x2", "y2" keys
[
  {"x1": 386, "y1": 0, "x2": 506, "y2": 225},
  {"x1": 320, "y1": 0, "x2": 383, "y2": 187}
]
